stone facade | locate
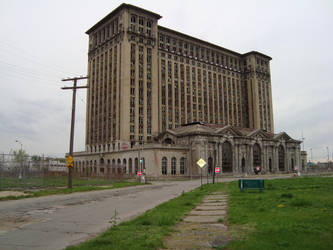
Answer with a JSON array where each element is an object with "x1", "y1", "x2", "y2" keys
[
  {"x1": 84, "y1": 3, "x2": 273, "y2": 153},
  {"x1": 73, "y1": 123, "x2": 301, "y2": 178},
  {"x1": 72, "y1": 4, "x2": 299, "y2": 178}
]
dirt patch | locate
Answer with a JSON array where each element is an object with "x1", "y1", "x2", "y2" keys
[
  {"x1": 0, "y1": 191, "x2": 28, "y2": 198},
  {"x1": 0, "y1": 215, "x2": 40, "y2": 234}
]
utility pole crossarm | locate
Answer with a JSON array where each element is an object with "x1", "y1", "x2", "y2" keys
[
  {"x1": 61, "y1": 86, "x2": 88, "y2": 90},
  {"x1": 62, "y1": 76, "x2": 88, "y2": 82}
]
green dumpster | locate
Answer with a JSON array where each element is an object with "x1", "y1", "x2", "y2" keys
[{"x1": 238, "y1": 179, "x2": 264, "y2": 192}]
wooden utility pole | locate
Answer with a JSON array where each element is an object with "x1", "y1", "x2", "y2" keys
[{"x1": 61, "y1": 76, "x2": 88, "y2": 188}]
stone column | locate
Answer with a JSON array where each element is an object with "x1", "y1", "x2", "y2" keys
[
  {"x1": 245, "y1": 144, "x2": 250, "y2": 174},
  {"x1": 296, "y1": 146, "x2": 300, "y2": 172},
  {"x1": 220, "y1": 140, "x2": 224, "y2": 172},
  {"x1": 274, "y1": 146, "x2": 278, "y2": 172},
  {"x1": 235, "y1": 143, "x2": 239, "y2": 174},
  {"x1": 216, "y1": 142, "x2": 221, "y2": 168},
  {"x1": 249, "y1": 144, "x2": 254, "y2": 175},
  {"x1": 262, "y1": 144, "x2": 267, "y2": 173},
  {"x1": 204, "y1": 141, "x2": 208, "y2": 176},
  {"x1": 285, "y1": 145, "x2": 289, "y2": 173}
]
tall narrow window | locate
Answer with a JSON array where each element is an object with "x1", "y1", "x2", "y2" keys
[
  {"x1": 162, "y1": 157, "x2": 167, "y2": 175},
  {"x1": 180, "y1": 157, "x2": 186, "y2": 175},
  {"x1": 171, "y1": 157, "x2": 176, "y2": 175}
]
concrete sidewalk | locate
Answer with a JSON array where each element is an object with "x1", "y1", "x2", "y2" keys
[{"x1": 163, "y1": 192, "x2": 230, "y2": 249}]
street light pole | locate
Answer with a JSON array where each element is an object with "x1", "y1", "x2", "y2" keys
[
  {"x1": 15, "y1": 140, "x2": 22, "y2": 152},
  {"x1": 15, "y1": 140, "x2": 23, "y2": 179}
]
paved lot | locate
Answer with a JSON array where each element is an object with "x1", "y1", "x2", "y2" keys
[{"x1": 0, "y1": 180, "x2": 206, "y2": 250}]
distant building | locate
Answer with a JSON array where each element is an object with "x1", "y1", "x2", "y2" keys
[
  {"x1": 47, "y1": 160, "x2": 67, "y2": 172},
  {"x1": 73, "y1": 3, "x2": 301, "y2": 178},
  {"x1": 301, "y1": 151, "x2": 307, "y2": 171}
]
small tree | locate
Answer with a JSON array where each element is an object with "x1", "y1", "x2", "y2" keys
[
  {"x1": 31, "y1": 155, "x2": 42, "y2": 162},
  {"x1": 13, "y1": 149, "x2": 29, "y2": 163}
]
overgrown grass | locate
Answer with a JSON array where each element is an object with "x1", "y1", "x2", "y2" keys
[
  {"x1": 0, "y1": 181, "x2": 144, "y2": 201},
  {"x1": 226, "y1": 177, "x2": 333, "y2": 249},
  {"x1": 66, "y1": 182, "x2": 228, "y2": 250},
  {"x1": 0, "y1": 176, "x2": 121, "y2": 190}
]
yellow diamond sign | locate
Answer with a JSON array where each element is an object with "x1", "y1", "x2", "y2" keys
[
  {"x1": 67, "y1": 155, "x2": 74, "y2": 168},
  {"x1": 197, "y1": 158, "x2": 207, "y2": 168},
  {"x1": 67, "y1": 155, "x2": 73, "y2": 164}
]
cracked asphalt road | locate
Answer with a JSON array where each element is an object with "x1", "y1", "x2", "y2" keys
[{"x1": 0, "y1": 180, "x2": 203, "y2": 250}]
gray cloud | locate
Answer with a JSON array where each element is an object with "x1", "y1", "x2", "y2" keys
[{"x1": 0, "y1": 0, "x2": 332, "y2": 161}]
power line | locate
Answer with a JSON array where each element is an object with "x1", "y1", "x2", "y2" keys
[{"x1": 0, "y1": 40, "x2": 79, "y2": 76}]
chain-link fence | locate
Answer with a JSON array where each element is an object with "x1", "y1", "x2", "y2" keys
[
  {"x1": 0, "y1": 153, "x2": 123, "y2": 191},
  {"x1": 305, "y1": 162, "x2": 333, "y2": 174}
]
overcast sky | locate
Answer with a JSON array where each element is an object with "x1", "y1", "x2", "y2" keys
[{"x1": 0, "y1": 0, "x2": 332, "y2": 162}]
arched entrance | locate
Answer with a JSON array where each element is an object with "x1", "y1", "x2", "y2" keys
[
  {"x1": 99, "y1": 158, "x2": 105, "y2": 175},
  {"x1": 269, "y1": 158, "x2": 272, "y2": 172},
  {"x1": 241, "y1": 157, "x2": 246, "y2": 173},
  {"x1": 123, "y1": 159, "x2": 127, "y2": 174},
  {"x1": 291, "y1": 158, "x2": 295, "y2": 171},
  {"x1": 278, "y1": 145, "x2": 285, "y2": 171},
  {"x1": 128, "y1": 158, "x2": 132, "y2": 175},
  {"x1": 135, "y1": 158, "x2": 138, "y2": 174},
  {"x1": 253, "y1": 144, "x2": 261, "y2": 173},
  {"x1": 222, "y1": 141, "x2": 232, "y2": 173},
  {"x1": 208, "y1": 157, "x2": 213, "y2": 175}
]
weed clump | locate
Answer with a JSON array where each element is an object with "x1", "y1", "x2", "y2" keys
[{"x1": 281, "y1": 193, "x2": 294, "y2": 198}]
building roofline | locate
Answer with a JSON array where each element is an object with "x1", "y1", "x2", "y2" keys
[
  {"x1": 243, "y1": 51, "x2": 272, "y2": 60},
  {"x1": 158, "y1": 26, "x2": 272, "y2": 60},
  {"x1": 86, "y1": 3, "x2": 162, "y2": 35},
  {"x1": 158, "y1": 25, "x2": 242, "y2": 57}
]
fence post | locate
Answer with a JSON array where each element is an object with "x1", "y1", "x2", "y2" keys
[
  {"x1": 0, "y1": 152, "x2": 4, "y2": 191},
  {"x1": 42, "y1": 155, "x2": 44, "y2": 187}
]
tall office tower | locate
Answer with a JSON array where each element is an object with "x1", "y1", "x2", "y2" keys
[{"x1": 85, "y1": 3, "x2": 273, "y2": 153}]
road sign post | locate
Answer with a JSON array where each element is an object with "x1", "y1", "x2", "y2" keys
[
  {"x1": 197, "y1": 158, "x2": 207, "y2": 189},
  {"x1": 215, "y1": 167, "x2": 220, "y2": 183}
]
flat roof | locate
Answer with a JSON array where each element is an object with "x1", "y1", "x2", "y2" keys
[
  {"x1": 158, "y1": 26, "x2": 242, "y2": 57},
  {"x1": 159, "y1": 26, "x2": 272, "y2": 60},
  {"x1": 86, "y1": 3, "x2": 162, "y2": 34}
]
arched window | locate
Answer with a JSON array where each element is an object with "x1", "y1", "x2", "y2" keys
[
  {"x1": 163, "y1": 138, "x2": 174, "y2": 144},
  {"x1": 162, "y1": 157, "x2": 167, "y2": 175},
  {"x1": 123, "y1": 159, "x2": 127, "y2": 174},
  {"x1": 171, "y1": 157, "x2": 176, "y2": 175},
  {"x1": 278, "y1": 145, "x2": 285, "y2": 171},
  {"x1": 222, "y1": 141, "x2": 233, "y2": 172},
  {"x1": 135, "y1": 158, "x2": 138, "y2": 174},
  {"x1": 180, "y1": 157, "x2": 186, "y2": 175},
  {"x1": 100, "y1": 158, "x2": 104, "y2": 165},
  {"x1": 253, "y1": 143, "x2": 261, "y2": 168},
  {"x1": 112, "y1": 159, "x2": 116, "y2": 174},
  {"x1": 117, "y1": 159, "x2": 121, "y2": 173},
  {"x1": 129, "y1": 158, "x2": 133, "y2": 174}
]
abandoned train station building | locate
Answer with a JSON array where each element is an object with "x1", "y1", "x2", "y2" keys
[{"x1": 73, "y1": 3, "x2": 302, "y2": 178}]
